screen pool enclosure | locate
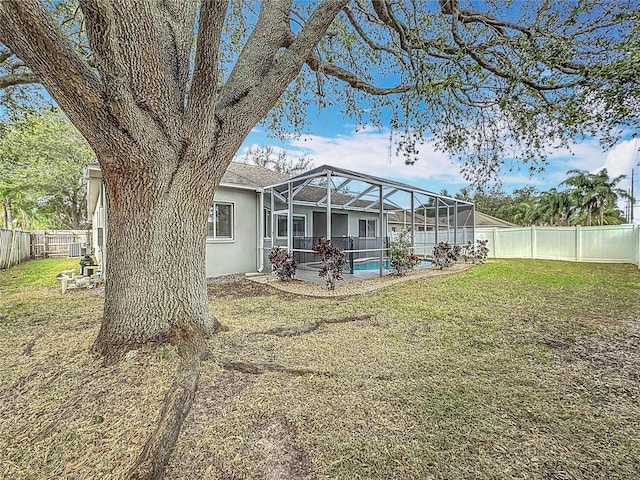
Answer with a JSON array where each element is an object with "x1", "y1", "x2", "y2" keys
[{"x1": 260, "y1": 165, "x2": 474, "y2": 277}]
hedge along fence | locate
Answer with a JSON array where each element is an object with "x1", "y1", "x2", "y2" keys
[
  {"x1": 0, "y1": 229, "x2": 31, "y2": 270},
  {"x1": 475, "y1": 224, "x2": 640, "y2": 267}
]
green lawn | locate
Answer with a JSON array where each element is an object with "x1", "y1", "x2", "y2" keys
[{"x1": 1, "y1": 258, "x2": 639, "y2": 479}]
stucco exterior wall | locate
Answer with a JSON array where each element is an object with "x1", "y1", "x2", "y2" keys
[{"x1": 205, "y1": 186, "x2": 259, "y2": 277}]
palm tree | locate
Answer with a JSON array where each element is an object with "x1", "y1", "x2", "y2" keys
[
  {"x1": 571, "y1": 203, "x2": 626, "y2": 226},
  {"x1": 533, "y1": 188, "x2": 574, "y2": 226},
  {"x1": 512, "y1": 202, "x2": 534, "y2": 226},
  {"x1": 591, "y1": 169, "x2": 630, "y2": 226},
  {"x1": 562, "y1": 168, "x2": 631, "y2": 226},
  {"x1": 562, "y1": 169, "x2": 598, "y2": 226}
]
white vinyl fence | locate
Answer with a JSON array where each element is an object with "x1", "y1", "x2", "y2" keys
[
  {"x1": 410, "y1": 228, "x2": 475, "y2": 257},
  {"x1": 0, "y1": 229, "x2": 31, "y2": 270},
  {"x1": 475, "y1": 224, "x2": 640, "y2": 266}
]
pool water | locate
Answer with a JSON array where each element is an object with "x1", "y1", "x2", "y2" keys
[
  {"x1": 351, "y1": 259, "x2": 391, "y2": 271},
  {"x1": 304, "y1": 259, "x2": 431, "y2": 273}
]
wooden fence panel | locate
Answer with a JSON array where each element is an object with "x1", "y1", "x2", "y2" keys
[
  {"x1": 30, "y1": 230, "x2": 91, "y2": 258},
  {"x1": 0, "y1": 229, "x2": 31, "y2": 269}
]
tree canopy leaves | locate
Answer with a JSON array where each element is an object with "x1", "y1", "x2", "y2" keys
[
  {"x1": 0, "y1": 110, "x2": 94, "y2": 229},
  {"x1": 0, "y1": 1, "x2": 638, "y2": 184}
]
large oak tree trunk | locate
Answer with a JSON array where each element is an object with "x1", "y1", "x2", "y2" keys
[
  {"x1": 0, "y1": 2, "x2": 349, "y2": 476},
  {"x1": 93, "y1": 161, "x2": 222, "y2": 362}
]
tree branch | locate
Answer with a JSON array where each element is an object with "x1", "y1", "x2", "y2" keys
[
  {"x1": 216, "y1": 0, "x2": 293, "y2": 115},
  {"x1": 80, "y1": 0, "x2": 197, "y2": 151},
  {"x1": 0, "y1": 0, "x2": 128, "y2": 160},
  {"x1": 447, "y1": 4, "x2": 585, "y2": 93},
  {"x1": 0, "y1": 46, "x2": 13, "y2": 64},
  {"x1": 183, "y1": 0, "x2": 228, "y2": 163},
  {"x1": 0, "y1": 72, "x2": 38, "y2": 89},
  {"x1": 258, "y1": 0, "x2": 349, "y2": 96},
  {"x1": 305, "y1": 55, "x2": 417, "y2": 95},
  {"x1": 343, "y1": 4, "x2": 403, "y2": 61}
]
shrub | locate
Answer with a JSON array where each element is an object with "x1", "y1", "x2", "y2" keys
[
  {"x1": 311, "y1": 237, "x2": 346, "y2": 290},
  {"x1": 475, "y1": 239, "x2": 489, "y2": 263},
  {"x1": 432, "y1": 241, "x2": 460, "y2": 269},
  {"x1": 461, "y1": 239, "x2": 490, "y2": 264},
  {"x1": 388, "y1": 230, "x2": 420, "y2": 276},
  {"x1": 461, "y1": 240, "x2": 476, "y2": 263},
  {"x1": 268, "y1": 246, "x2": 297, "y2": 281}
]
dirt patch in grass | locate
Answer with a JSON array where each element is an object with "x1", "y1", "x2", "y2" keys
[
  {"x1": 252, "y1": 416, "x2": 311, "y2": 480},
  {"x1": 207, "y1": 278, "x2": 296, "y2": 300}
]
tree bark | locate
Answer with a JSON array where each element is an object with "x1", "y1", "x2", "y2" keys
[{"x1": 93, "y1": 160, "x2": 221, "y2": 362}]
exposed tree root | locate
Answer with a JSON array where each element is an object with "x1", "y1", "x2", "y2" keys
[
  {"x1": 259, "y1": 314, "x2": 372, "y2": 337},
  {"x1": 222, "y1": 360, "x2": 335, "y2": 378},
  {"x1": 119, "y1": 314, "x2": 368, "y2": 478},
  {"x1": 126, "y1": 353, "x2": 201, "y2": 480}
]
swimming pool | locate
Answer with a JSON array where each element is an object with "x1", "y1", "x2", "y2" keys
[
  {"x1": 350, "y1": 258, "x2": 431, "y2": 271},
  {"x1": 303, "y1": 258, "x2": 431, "y2": 272},
  {"x1": 352, "y1": 259, "x2": 391, "y2": 271}
]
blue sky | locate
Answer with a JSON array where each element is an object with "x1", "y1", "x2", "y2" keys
[
  {"x1": 240, "y1": 114, "x2": 640, "y2": 218},
  {"x1": 8, "y1": 85, "x2": 638, "y2": 218}
]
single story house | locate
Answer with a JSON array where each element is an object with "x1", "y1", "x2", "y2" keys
[{"x1": 87, "y1": 163, "x2": 475, "y2": 278}]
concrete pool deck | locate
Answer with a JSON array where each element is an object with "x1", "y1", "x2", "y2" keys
[{"x1": 246, "y1": 262, "x2": 474, "y2": 298}]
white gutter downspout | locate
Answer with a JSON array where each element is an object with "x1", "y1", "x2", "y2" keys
[{"x1": 257, "y1": 189, "x2": 264, "y2": 272}]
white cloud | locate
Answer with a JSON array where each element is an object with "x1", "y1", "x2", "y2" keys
[
  {"x1": 245, "y1": 129, "x2": 639, "y2": 200},
  {"x1": 601, "y1": 138, "x2": 640, "y2": 189},
  {"x1": 287, "y1": 129, "x2": 467, "y2": 190}
]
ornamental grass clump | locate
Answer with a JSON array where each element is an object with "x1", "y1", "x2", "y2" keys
[
  {"x1": 268, "y1": 246, "x2": 297, "y2": 281},
  {"x1": 432, "y1": 241, "x2": 461, "y2": 269},
  {"x1": 388, "y1": 230, "x2": 420, "y2": 276},
  {"x1": 311, "y1": 237, "x2": 346, "y2": 290}
]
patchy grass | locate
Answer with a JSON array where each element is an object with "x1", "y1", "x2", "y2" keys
[{"x1": 1, "y1": 259, "x2": 639, "y2": 479}]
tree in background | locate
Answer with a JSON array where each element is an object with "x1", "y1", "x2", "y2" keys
[
  {"x1": 460, "y1": 171, "x2": 628, "y2": 226},
  {"x1": 562, "y1": 168, "x2": 629, "y2": 226},
  {"x1": 531, "y1": 188, "x2": 573, "y2": 226},
  {"x1": 591, "y1": 169, "x2": 629, "y2": 226},
  {"x1": 454, "y1": 185, "x2": 538, "y2": 225},
  {"x1": 240, "y1": 145, "x2": 313, "y2": 176},
  {"x1": 562, "y1": 169, "x2": 598, "y2": 226},
  {"x1": 0, "y1": 110, "x2": 94, "y2": 230},
  {"x1": 0, "y1": 1, "x2": 637, "y2": 477}
]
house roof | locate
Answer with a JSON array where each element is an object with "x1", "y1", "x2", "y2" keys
[
  {"x1": 474, "y1": 211, "x2": 518, "y2": 228},
  {"x1": 221, "y1": 162, "x2": 290, "y2": 189},
  {"x1": 386, "y1": 211, "x2": 428, "y2": 224}
]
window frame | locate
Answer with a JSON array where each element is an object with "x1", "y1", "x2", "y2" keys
[
  {"x1": 275, "y1": 213, "x2": 306, "y2": 238},
  {"x1": 263, "y1": 207, "x2": 272, "y2": 239},
  {"x1": 358, "y1": 218, "x2": 377, "y2": 238},
  {"x1": 207, "y1": 201, "x2": 235, "y2": 242}
]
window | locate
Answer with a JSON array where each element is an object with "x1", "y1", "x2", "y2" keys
[
  {"x1": 276, "y1": 214, "x2": 306, "y2": 237},
  {"x1": 264, "y1": 208, "x2": 272, "y2": 238},
  {"x1": 359, "y1": 219, "x2": 377, "y2": 238},
  {"x1": 207, "y1": 202, "x2": 234, "y2": 240}
]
